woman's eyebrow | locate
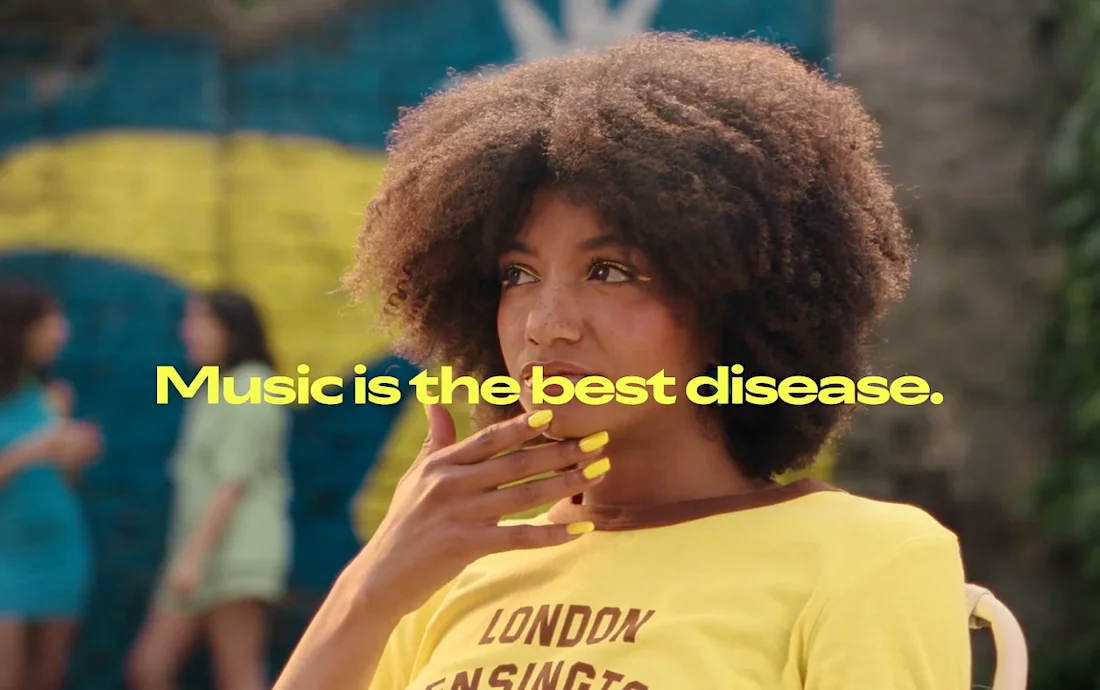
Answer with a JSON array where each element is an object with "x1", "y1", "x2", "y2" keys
[
  {"x1": 576, "y1": 233, "x2": 621, "y2": 252},
  {"x1": 501, "y1": 239, "x2": 534, "y2": 255},
  {"x1": 502, "y1": 233, "x2": 621, "y2": 256}
]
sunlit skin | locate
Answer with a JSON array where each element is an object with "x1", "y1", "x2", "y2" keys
[
  {"x1": 26, "y1": 306, "x2": 74, "y2": 416},
  {"x1": 180, "y1": 298, "x2": 228, "y2": 367},
  {"x1": 26, "y1": 307, "x2": 69, "y2": 368},
  {"x1": 496, "y1": 189, "x2": 766, "y2": 506}
]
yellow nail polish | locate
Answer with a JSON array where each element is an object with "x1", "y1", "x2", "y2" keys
[
  {"x1": 527, "y1": 410, "x2": 553, "y2": 428},
  {"x1": 566, "y1": 521, "x2": 595, "y2": 536},
  {"x1": 578, "y1": 431, "x2": 609, "y2": 453},
  {"x1": 583, "y1": 457, "x2": 611, "y2": 480}
]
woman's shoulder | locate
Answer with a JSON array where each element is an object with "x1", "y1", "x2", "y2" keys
[
  {"x1": 782, "y1": 488, "x2": 961, "y2": 586},
  {"x1": 0, "y1": 381, "x2": 52, "y2": 418},
  {"x1": 0, "y1": 382, "x2": 54, "y2": 444},
  {"x1": 222, "y1": 361, "x2": 283, "y2": 405},
  {"x1": 800, "y1": 488, "x2": 957, "y2": 546},
  {"x1": 212, "y1": 362, "x2": 291, "y2": 423}
]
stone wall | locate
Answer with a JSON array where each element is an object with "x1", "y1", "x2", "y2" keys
[{"x1": 832, "y1": 0, "x2": 1066, "y2": 650}]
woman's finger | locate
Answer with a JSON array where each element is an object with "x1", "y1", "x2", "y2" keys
[
  {"x1": 474, "y1": 461, "x2": 609, "y2": 519},
  {"x1": 435, "y1": 408, "x2": 556, "y2": 466},
  {"x1": 469, "y1": 431, "x2": 610, "y2": 491},
  {"x1": 422, "y1": 403, "x2": 458, "y2": 455}
]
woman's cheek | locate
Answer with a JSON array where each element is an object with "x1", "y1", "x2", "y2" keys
[{"x1": 496, "y1": 299, "x2": 528, "y2": 371}]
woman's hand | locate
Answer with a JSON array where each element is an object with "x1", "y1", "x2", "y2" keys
[
  {"x1": 273, "y1": 405, "x2": 609, "y2": 690},
  {"x1": 166, "y1": 554, "x2": 203, "y2": 601},
  {"x1": 349, "y1": 404, "x2": 610, "y2": 621},
  {"x1": 0, "y1": 421, "x2": 101, "y2": 486},
  {"x1": 48, "y1": 420, "x2": 102, "y2": 471},
  {"x1": 46, "y1": 380, "x2": 74, "y2": 418}
]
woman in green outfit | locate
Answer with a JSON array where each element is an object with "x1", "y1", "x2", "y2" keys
[{"x1": 127, "y1": 289, "x2": 292, "y2": 690}]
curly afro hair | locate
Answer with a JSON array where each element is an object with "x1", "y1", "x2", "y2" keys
[{"x1": 344, "y1": 32, "x2": 911, "y2": 480}]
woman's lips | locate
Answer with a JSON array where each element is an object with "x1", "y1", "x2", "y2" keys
[
  {"x1": 523, "y1": 373, "x2": 603, "y2": 399},
  {"x1": 522, "y1": 374, "x2": 589, "y2": 386}
]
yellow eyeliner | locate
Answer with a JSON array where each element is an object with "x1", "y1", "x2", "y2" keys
[
  {"x1": 592, "y1": 258, "x2": 652, "y2": 282},
  {"x1": 501, "y1": 260, "x2": 652, "y2": 283}
]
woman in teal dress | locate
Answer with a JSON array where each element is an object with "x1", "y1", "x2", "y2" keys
[
  {"x1": 0, "y1": 283, "x2": 102, "y2": 690},
  {"x1": 127, "y1": 289, "x2": 292, "y2": 690}
]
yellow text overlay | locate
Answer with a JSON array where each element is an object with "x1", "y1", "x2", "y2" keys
[{"x1": 157, "y1": 365, "x2": 944, "y2": 406}]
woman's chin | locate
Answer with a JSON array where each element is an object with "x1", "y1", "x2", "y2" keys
[{"x1": 536, "y1": 401, "x2": 614, "y2": 439}]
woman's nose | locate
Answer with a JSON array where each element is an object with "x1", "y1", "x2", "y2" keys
[{"x1": 524, "y1": 283, "x2": 583, "y2": 345}]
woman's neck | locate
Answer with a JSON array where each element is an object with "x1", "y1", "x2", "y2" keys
[{"x1": 579, "y1": 412, "x2": 768, "y2": 507}]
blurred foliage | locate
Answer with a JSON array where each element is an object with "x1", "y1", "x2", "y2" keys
[{"x1": 1033, "y1": 0, "x2": 1100, "y2": 686}]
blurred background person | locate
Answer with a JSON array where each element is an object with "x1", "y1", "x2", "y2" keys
[
  {"x1": 0, "y1": 283, "x2": 101, "y2": 690},
  {"x1": 126, "y1": 289, "x2": 292, "y2": 690}
]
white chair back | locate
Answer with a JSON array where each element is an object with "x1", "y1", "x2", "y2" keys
[{"x1": 966, "y1": 583, "x2": 1028, "y2": 690}]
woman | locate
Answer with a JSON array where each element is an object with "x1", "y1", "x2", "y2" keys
[
  {"x1": 127, "y1": 289, "x2": 292, "y2": 690},
  {"x1": 0, "y1": 284, "x2": 101, "y2": 690},
  {"x1": 277, "y1": 34, "x2": 972, "y2": 689}
]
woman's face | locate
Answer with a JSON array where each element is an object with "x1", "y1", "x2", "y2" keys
[
  {"x1": 26, "y1": 308, "x2": 69, "y2": 367},
  {"x1": 497, "y1": 189, "x2": 710, "y2": 440},
  {"x1": 180, "y1": 298, "x2": 228, "y2": 367}
]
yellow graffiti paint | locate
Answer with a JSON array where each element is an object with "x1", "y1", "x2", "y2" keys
[
  {"x1": 0, "y1": 131, "x2": 391, "y2": 377},
  {"x1": 0, "y1": 130, "x2": 414, "y2": 537},
  {"x1": 0, "y1": 131, "x2": 838, "y2": 545}
]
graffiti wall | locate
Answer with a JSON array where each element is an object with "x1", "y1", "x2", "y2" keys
[{"x1": 0, "y1": 1, "x2": 829, "y2": 687}]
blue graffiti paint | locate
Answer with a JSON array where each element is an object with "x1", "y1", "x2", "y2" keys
[
  {"x1": 0, "y1": 252, "x2": 420, "y2": 688},
  {"x1": 0, "y1": 0, "x2": 828, "y2": 155}
]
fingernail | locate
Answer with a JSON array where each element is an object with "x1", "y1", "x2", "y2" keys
[
  {"x1": 566, "y1": 521, "x2": 595, "y2": 536},
  {"x1": 527, "y1": 410, "x2": 554, "y2": 428},
  {"x1": 583, "y1": 457, "x2": 611, "y2": 480},
  {"x1": 578, "y1": 431, "x2": 609, "y2": 453}
]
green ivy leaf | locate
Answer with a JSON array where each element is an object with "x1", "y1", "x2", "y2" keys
[
  {"x1": 1075, "y1": 389, "x2": 1100, "y2": 433},
  {"x1": 1052, "y1": 194, "x2": 1100, "y2": 236},
  {"x1": 1036, "y1": 2, "x2": 1100, "y2": 681}
]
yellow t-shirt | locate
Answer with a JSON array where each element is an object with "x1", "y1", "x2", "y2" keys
[{"x1": 368, "y1": 479, "x2": 971, "y2": 690}]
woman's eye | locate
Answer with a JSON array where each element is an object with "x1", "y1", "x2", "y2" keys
[
  {"x1": 588, "y1": 261, "x2": 635, "y2": 283},
  {"x1": 501, "y1": 265, "x2": 537, "y2": 286}
]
